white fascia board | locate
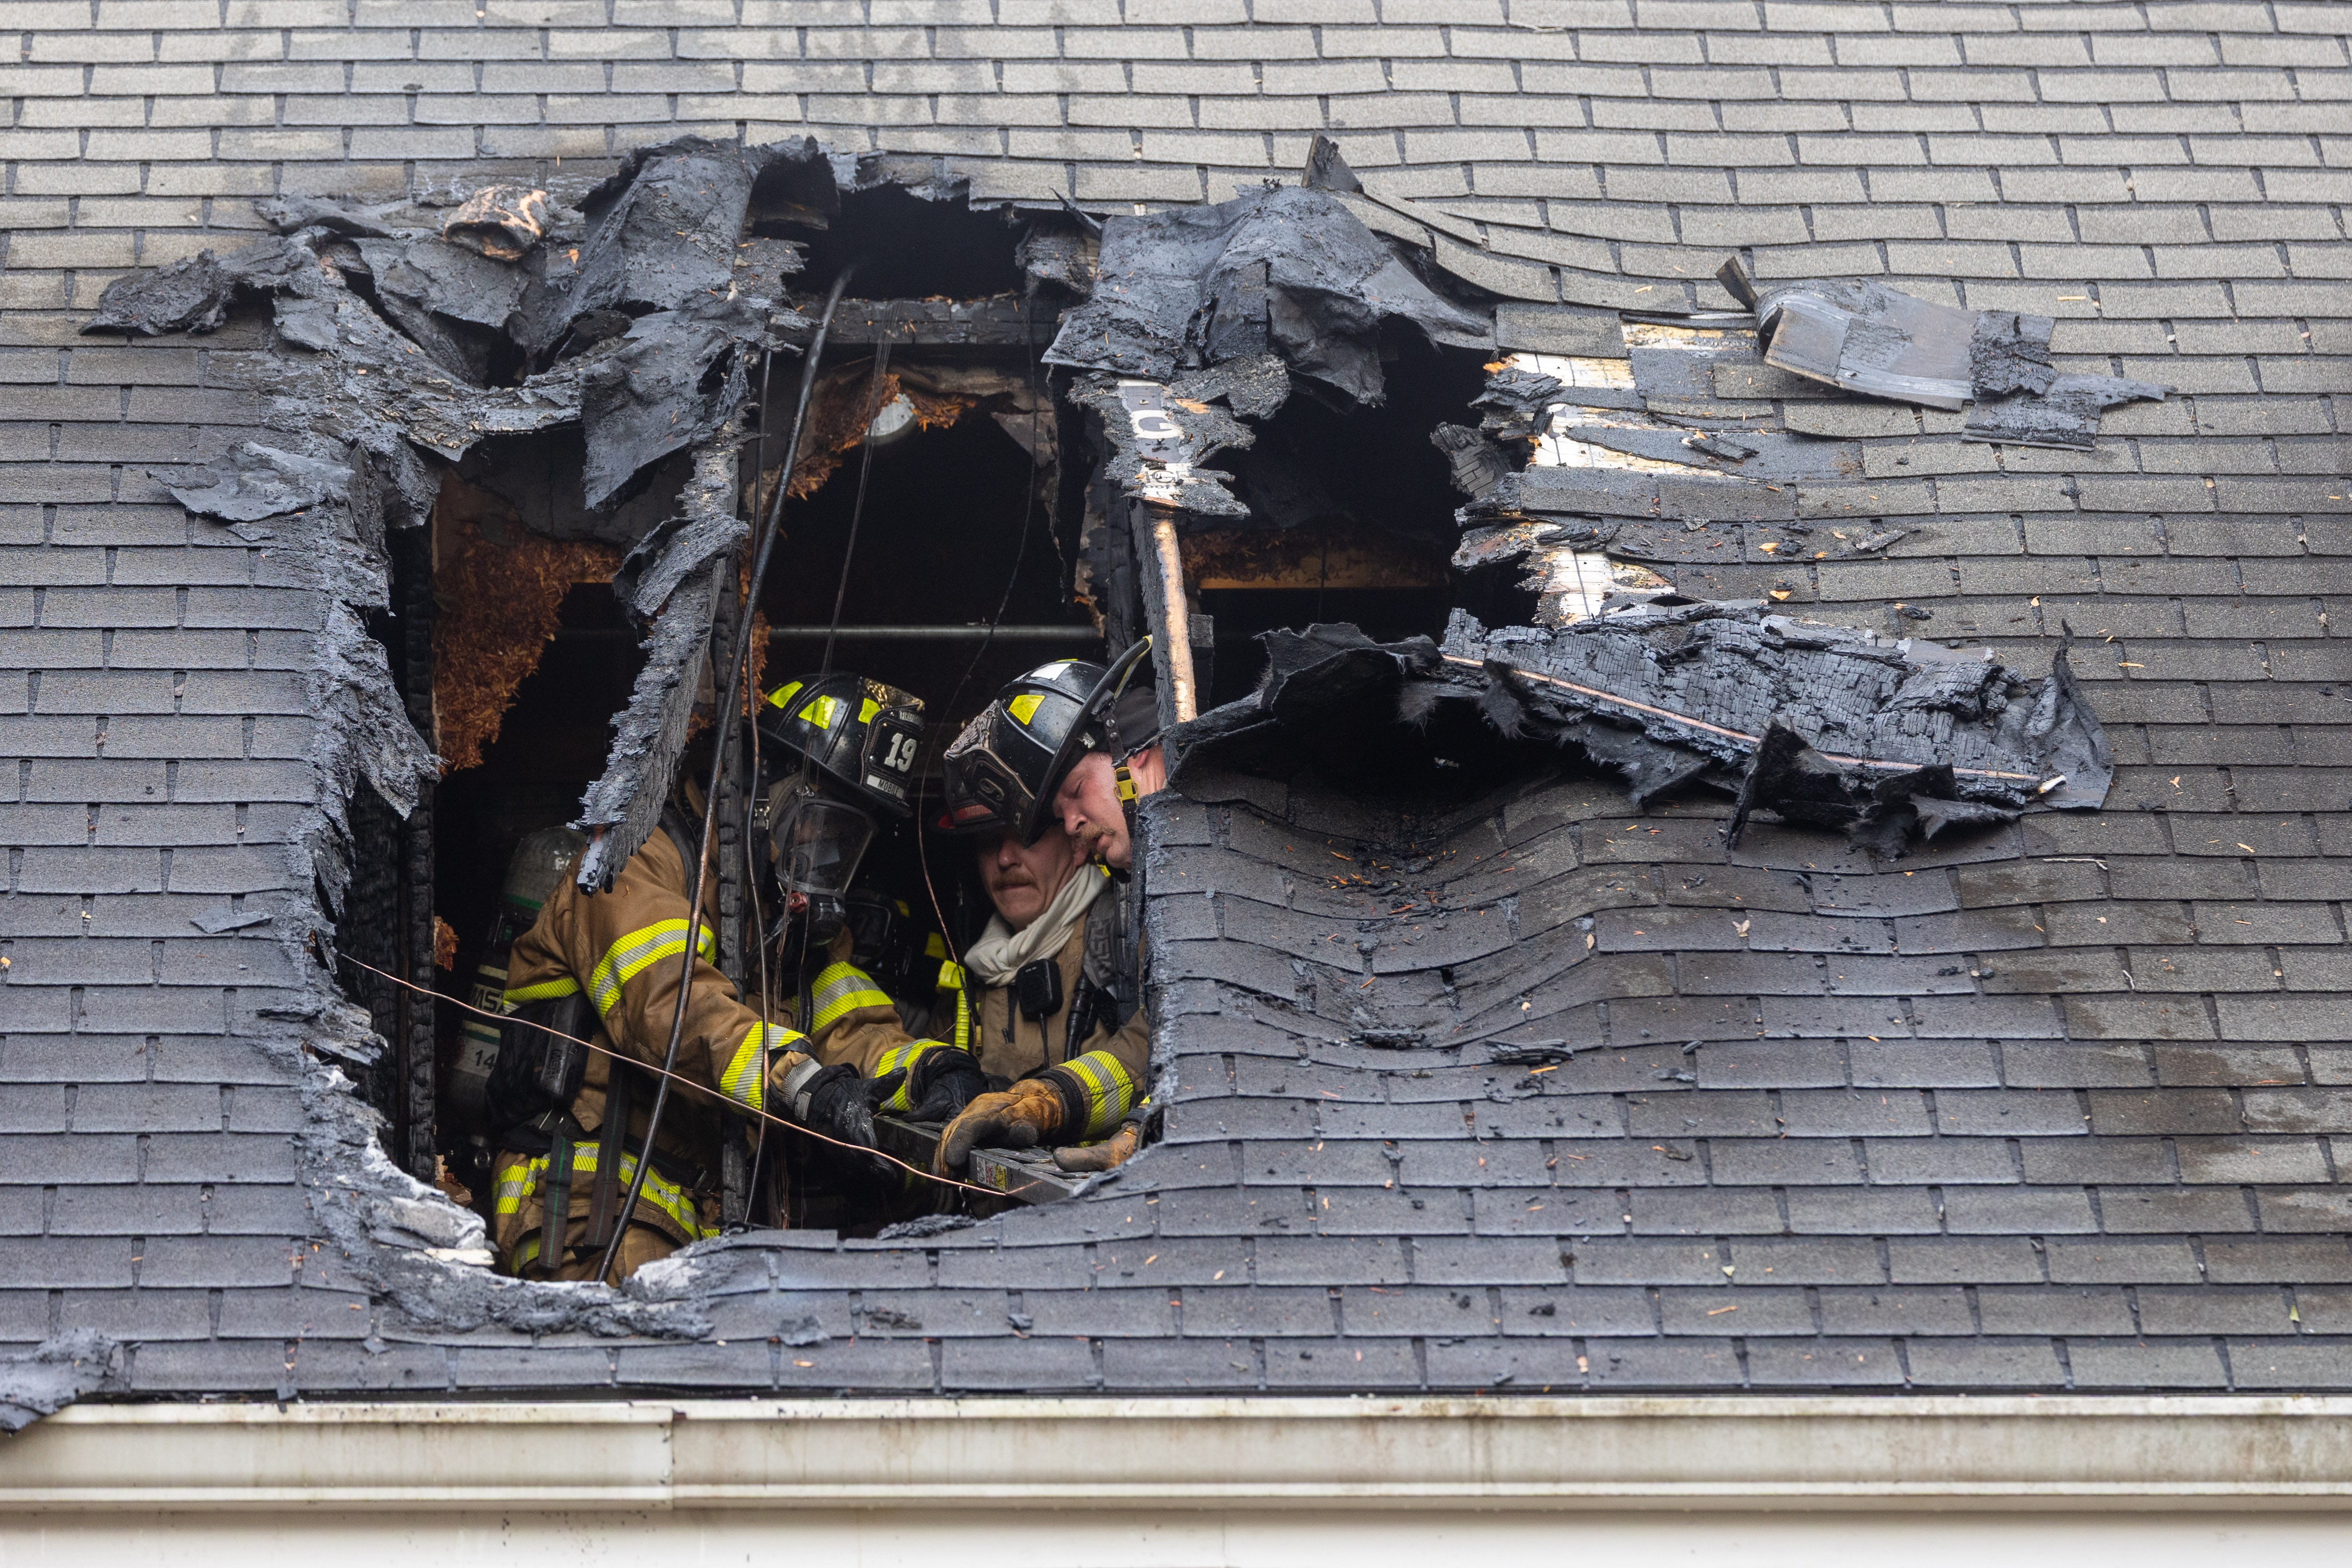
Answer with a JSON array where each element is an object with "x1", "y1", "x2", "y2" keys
[{"x1": 10, "y1": 1396, "x2": 2352, "y2": 1512}]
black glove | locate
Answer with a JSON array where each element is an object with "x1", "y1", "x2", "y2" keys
[
  {"x1": 790, "y1": 1062, "x2": 876, "y2": 1150},
  {"x1": 904, "y1": 1047, "x2": 989, "y2": 1123}
]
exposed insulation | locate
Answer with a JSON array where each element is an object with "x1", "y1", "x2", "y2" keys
[
  {"x1": 430, "y1": 476, "x2": 619, "y2": 772},
  {"x1": 784, "y1": 361, "x2": 906, "y2": 499}
]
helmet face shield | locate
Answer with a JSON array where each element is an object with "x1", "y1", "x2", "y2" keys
[
  {"x1": 938, "y1": 709, "x2": 1037, "y2": 836},
  {"x1": 770, "y1": 791, "x2": 876, "y2": 899}
]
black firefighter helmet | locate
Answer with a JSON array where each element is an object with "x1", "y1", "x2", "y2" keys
[
  {"x1": 938, "y1": 641, "x2": 1154, "y2": 843},
  {"x1": 755, "y1": 674, "x2": 927, "y2": 931},
  {"x1": 756, "y1": 672, "x2": 927, "y2": 818}
]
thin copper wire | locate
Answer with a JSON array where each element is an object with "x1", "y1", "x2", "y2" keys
[{"x1": 320, "y1": 943, "x2": 1000, "y2": 1199}]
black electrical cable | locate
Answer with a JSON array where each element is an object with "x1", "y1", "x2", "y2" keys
[
  {"x1": 912, "y1": 296, "x2": 1049, "y2": 964},
  {"x1": 595, "y1": 267, "x2": 855, "y2": 1284},
  {"x1": 816, "y1": 340, "x2": 892, "y2": 679}
]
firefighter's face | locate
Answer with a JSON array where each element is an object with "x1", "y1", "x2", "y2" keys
[
  {"x1": 1054, "y1": 747, "x2": 1170, "y2": 872},
  {"x1": 974, "y1": 820, "x2": 1082, "y2": 930}
]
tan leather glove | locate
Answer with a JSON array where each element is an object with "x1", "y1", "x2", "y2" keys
[
  {"x1": 1052, "y1": 1119, "x2": 1142, "y2": 1173},
  {"x1": 935, "y1": 1078, "x2": 1065, "y2": 1174}
]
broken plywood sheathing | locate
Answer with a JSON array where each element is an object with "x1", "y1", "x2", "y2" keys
[
  {"x1": 1450, "y1": 524, "x2": 1672, "y2": 627},
  {"x1": 1072, "y1": 373, "x2": 1257, "y2": 520},
  {"x1": 1043, "y1": 183, "x2": 1491, "y2": 406},
  {"x1": 577, "y1": 291, "x2": 778, "y2": 511},
  {"x1": 573, "y1": 436, "x2": 749, "y2": 890},
  {"x1": 269, "y1": 286, "x2": 585, "y2": 464},
  {"x1": 530, "y1": 136, "x2": 803, "y2": 346},
  {"x1": 1433, "y1": 603, "x2": 2110, "y2": 817},
  {"x1": 348, "y1": 234, "x2": 535, "y2": 384}
]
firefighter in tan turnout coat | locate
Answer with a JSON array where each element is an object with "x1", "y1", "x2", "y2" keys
[{"x1": 487, "y1": 674, "x2": 927, "y2": 1282}]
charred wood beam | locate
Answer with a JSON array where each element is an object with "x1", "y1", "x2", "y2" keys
[
  {"x1": 815, "y1": 297, "x2": 1061, "y2": 347},
  {"x1": 397, "y1": 536, "x2": 439, "y2": 1184},
  {"x1": 1131, "y1": 499, "x2": 1201, "y2": 727},
  {"x1": 556, "y1": 624, "x2": 1101, "y2": 643}
]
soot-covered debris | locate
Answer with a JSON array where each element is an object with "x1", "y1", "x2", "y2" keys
[
  {"x1": 1173, "y1": 603, "x2": 2109, "y2": 852},
  {"x1": 1043, "y1": 183, "x2": 1490, "y2": 406},
  {"x1": 573, "y1": 438, "x2": 747, "y2": 891},
  {"x1": 0, "y1": 1333, "x2": 123, "y2": 1433},
  {"x1": 1965, "y1": 374, "x2": 2172, "y2": 451},
  {"x1": 348, "y1": 235, "x2": 533, "y2": 384},
  {"x1": 578, "y1": 292, "x2": 781, "y2": 511},
  {"x1": 1430, "y1": 603, "x2": 2109, "y2": 821},
  {"x1": 160, "y1": 441, "x2": 353, "y2": 524},
  {"x1": 1744, "y1": 268, "x2": 2167, "y2": 446},
  {"x1": 1070, "y1": 367, "x2": 1265, "y2": 520},
  {"x1": 1430, "y1": 422, "x2": 1514, "y2": 497},
  {"x1": 81, "y1": 235, "x2": 317, "y2": 336},
  {"x1": 1969, "y1": 309, "x2": 2059, "y2": 396}
]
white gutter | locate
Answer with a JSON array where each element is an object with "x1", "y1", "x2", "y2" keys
[{"x1": 7, "y1": 1396, "x2": 2352, "y2": 1511}]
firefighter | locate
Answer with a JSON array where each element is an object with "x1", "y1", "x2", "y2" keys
[
  {"x1": 486, "y1": 674, "x2": 926, "y2": 1283},
  {"x1": 815, "y1": 647, "x2": 1161, "y2": 1176},
  {"x1": 1048, "y1": 669, "x2": 1167, "y2": 875}
]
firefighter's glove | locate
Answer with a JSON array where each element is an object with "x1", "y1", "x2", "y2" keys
[
  {"x1": 785, "y1": 1061, "x2": 877, "y2": 1150},
  {"x1": 1052, "y1": 1119, "x2": 1142, "y2": 1174},
  {"x1": 905, "y1": 1047, "x2": 989, "y2": 1123},
  {"x1": 935, "y1": 1078, "x2": 1065, "y2": 1174}
]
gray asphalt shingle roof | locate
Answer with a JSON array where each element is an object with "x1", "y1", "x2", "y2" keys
[{"x1": 3, "y1": 0, "x2": 2352, "y2": 1400}]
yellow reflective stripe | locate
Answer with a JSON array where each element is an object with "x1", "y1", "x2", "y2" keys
[
  {"x1": 720, "y1": 1024, "x2": 767, "y2": 1115},
  {"x1": 491, "y1": 1148, "x2": 710, "y2": 1242},
  {"x1": 936, "y1": 959, "x2": 964, "y2": 992},
  {"x1": 870, "y1": 1040, "x2": 944, "y2": 1114},
  {"x1": 954, "y1": 986, "x2": 971, "y2": 1053},
  {"x1": 500, "y1": 975, "x2": 580, "y2": 1007},
  {"x1": 1056, "y1": 1049, "x2": 1140, "y2": 1140},
  {"x1": 587, "y1": 919, "x2": 715, "y2": 1018},
  {"x1": 492, "y1": 1159, "x2": 535, "y2": 1217},
  {"x1": 717, "y1": 1022, "x2": 803, "y2": 1114},
  {"x1": 765, "y1": 679, "x2": 804, "y2": 712},
  {"x1": 809, "y1": 961, "x2": 892, "y2": 1033}
]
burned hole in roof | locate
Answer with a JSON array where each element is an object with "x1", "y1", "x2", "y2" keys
[
  {"x1": 50, "y1": 110, "x2": 2165, "y2": 1386},
  {"x1": 781, "y1": 183, "x2": 1027, "y2": 302}
]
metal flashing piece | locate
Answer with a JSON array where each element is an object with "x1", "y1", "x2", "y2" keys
[{"x1": 1752, "y1": 278, "x2": 1978, "y2": 410}]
